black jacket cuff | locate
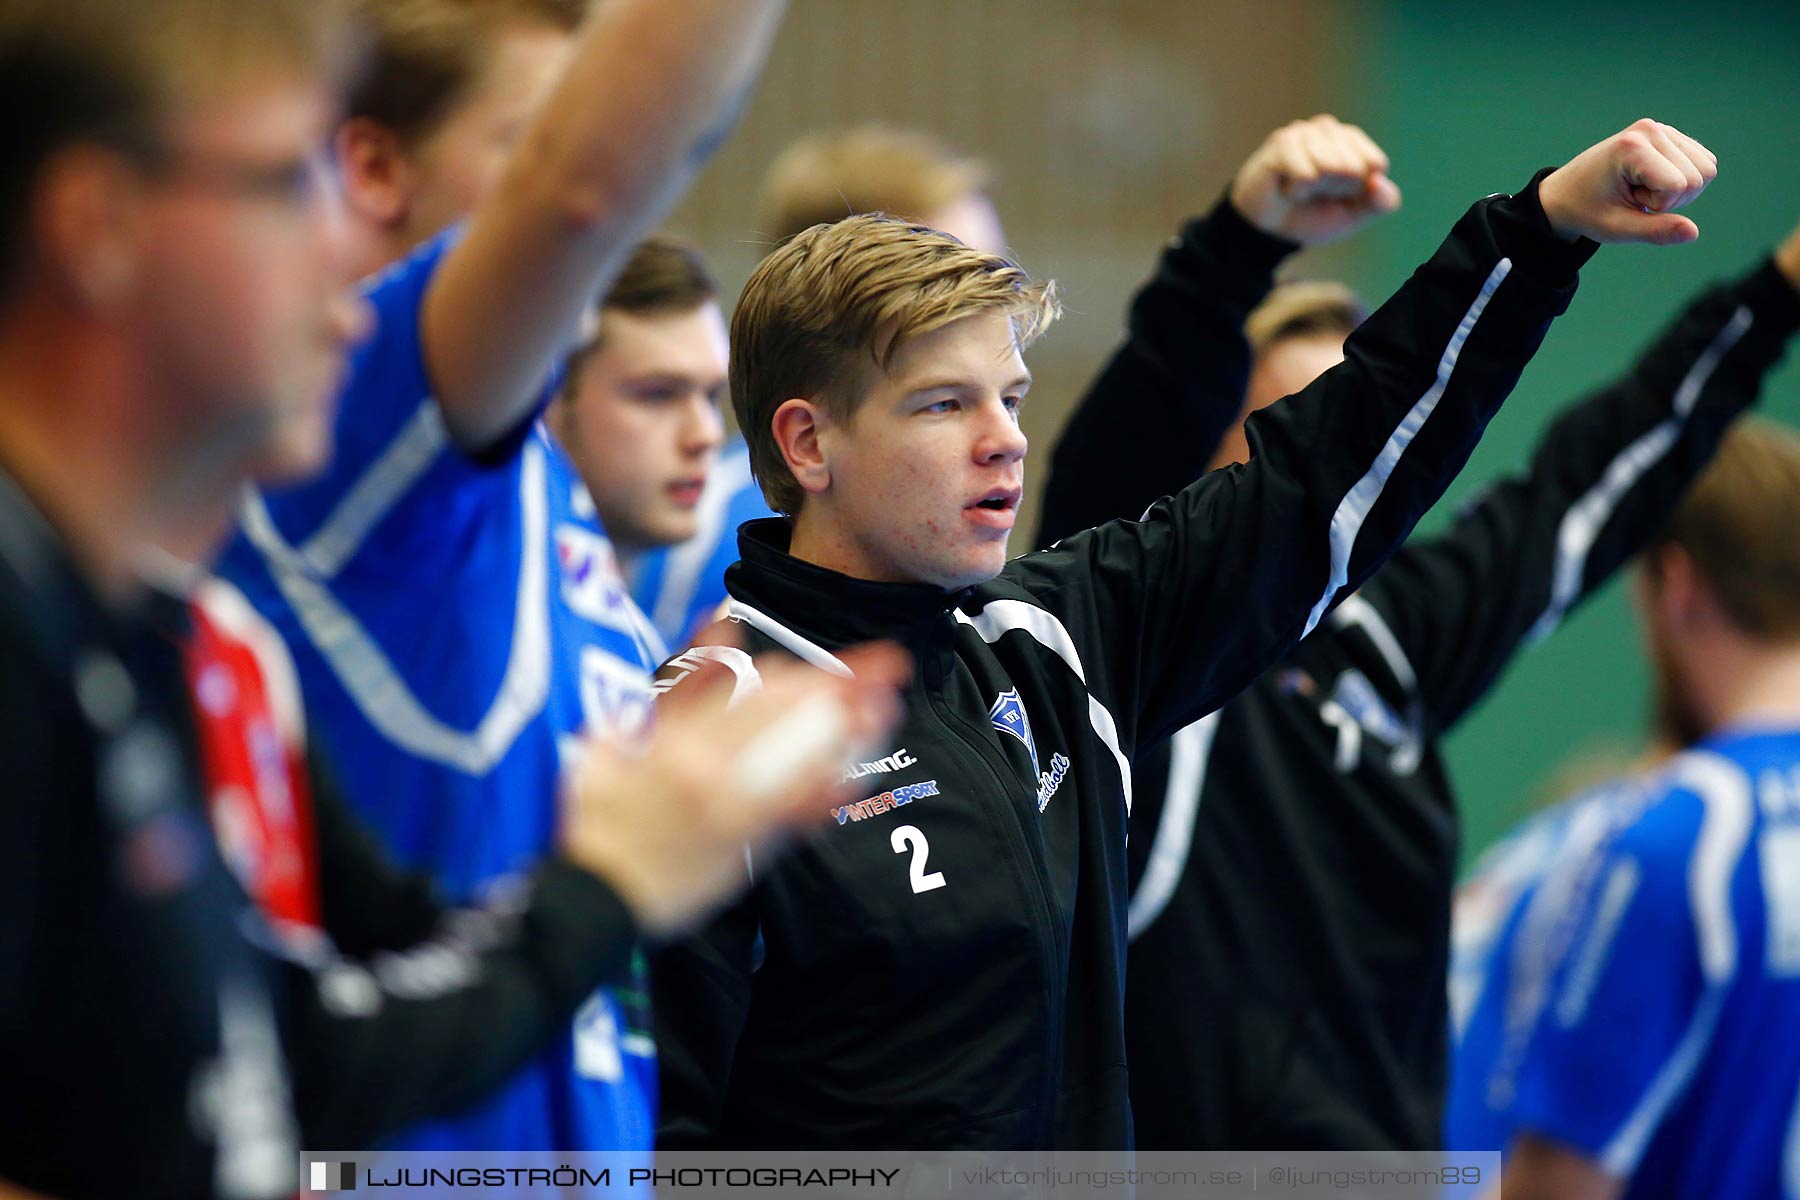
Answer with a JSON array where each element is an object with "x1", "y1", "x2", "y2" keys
[
  {"x1": 1172, "y1": 194, "x2": 1301, "y2": 297},
  {"x1": 1487, "y1": 168, "x2": 1601, "y2": 283},
  {"x1": 1740, "y1": 257, "x2": 1800, "y2": 337},
  {"x1": 525, "y1": 859, "x2": 641, "y2": 998}
]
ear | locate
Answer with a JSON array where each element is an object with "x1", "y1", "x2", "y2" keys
[
  {"x1": 335, "y1": 117, "x2": 412, "y2": 229},
  {"x1": 1649, "y1": 543, "x2": 1710, "y2": 632},
  {"x1": 544, "y1": 390, "x2": 573, "y2": 444},
  {"x1": 771, "y1": 398, "x2": 830, "y2": 497},
  {"x1": 34, "y1": 146, "x2": 145, "y2": 311}
]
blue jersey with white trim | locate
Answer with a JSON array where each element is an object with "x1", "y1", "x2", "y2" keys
[
  {"x1": 1449, "y1": 727, "x2": 1800, "y2": 1198},
  {"x1": 217, "y1": 228, "x2": 662, "y2": 1157},
  {"x1": 1446, "y1": 787, "x2": 1616, "y2": 1153},
  {"x1": 629, "y1": 439, "x2": 773, "y2": 650}
]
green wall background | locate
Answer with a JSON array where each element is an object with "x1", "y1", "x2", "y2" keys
[{"x1": 1331, "y1": 0, "x2": 1800, "y2": 863}]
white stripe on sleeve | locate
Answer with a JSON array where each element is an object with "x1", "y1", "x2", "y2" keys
[
  {"x1": 1304, "y1": 259, "x2": 1513, "y2": 637},
  {"x1": 1525, "y1": 306, "x2": 1753, "y2": 646}
]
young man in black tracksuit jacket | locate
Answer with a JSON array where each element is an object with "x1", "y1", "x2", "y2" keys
[
  {"x1": 650, "y1": 121, "x2": 1718, "y2": 1150},
  {"x1": 1034, "y1": 179, "x2": 1800, "y2": 1149}
]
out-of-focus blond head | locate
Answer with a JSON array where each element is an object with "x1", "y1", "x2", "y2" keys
[{"x1": 756, "y1": 125, "x2": 995, "y2": 249}]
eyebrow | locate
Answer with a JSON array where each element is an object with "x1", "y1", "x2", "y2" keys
[
  {"x1": 906, "y1": 372, "x2": 1034, "y2": 397},
  {"x1": 621, "y1": 370, "x2": 728, "y2": 385}
]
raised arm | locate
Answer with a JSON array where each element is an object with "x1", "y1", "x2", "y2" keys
[
  {"x1": 1034, "y1": 115, "x2": 1400, "y2": 548},
  {"x1": 421, "y1": 0, "x2": 786, "y2": 451},
  {"x1": 1007, "y1": 122, "x2": 1715, "y2": 752},
  {"x1": 1351, "y1": 228, "x2": 1800, "y2": 736}
]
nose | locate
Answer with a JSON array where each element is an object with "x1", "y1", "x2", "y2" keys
[
  {"x1": 313, "y1": 155, "x2": 373, "y2": 349},
  {"x1": 974, "y1": 397, "x2": 1028, "y2": 466},
  {"x1": 328, "y1": 290, "x2": 375, "y2": 351},
  {"x1": 681, "y1": 394, "x2": 727, "y2": 456}
]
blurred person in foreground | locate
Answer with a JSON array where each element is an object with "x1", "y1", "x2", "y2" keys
[
  {"x1": 1446, "y1": 417, "x2": 1800, "y2": 1199},
  {"x1": 1034, "y1": 123, "x2": 1800, "y2": 1147},
  {"x1": 214, "y1": 0, "x2": 790, "y2": 1156},
  {"x1": 0, "y1": 2, "x2": 900, "y2": 1195},
  {"x1": 628, "y1": 126, "x2": 1005, "y2": 650},
  {"x1": 648, "y1": 118, "x2": 1717, "y2": 1148}
]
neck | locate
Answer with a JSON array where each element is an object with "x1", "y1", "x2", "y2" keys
[
  {"x1": 0, "y1": 314, "x2": 166, "y2": 597},
  {"x1": 345, "y1": 217, "x2": 426, "y2": 282},
  {"x1": 1703, "y1": 639, "x2": 1800, "y2": 734},
  {"x1": 789, "y1": 507, "x2": 852, "y2": 578},
  {"x1": 788, "y1": 505, "x2": 893, "y2": 584},
  {"x1": 149, "y1": 492, "x2": 239, "y2": 574},
  {"x1": 347, "y1": 208, "x2": 450, "y2": 282}
]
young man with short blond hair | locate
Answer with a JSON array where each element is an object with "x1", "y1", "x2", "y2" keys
[
  {"x1": 651, "y1": 121, "x2": 1719, "y2": 1148},
  {"x1": 628, "y1": 125, "x2": 1008, "y2": 650}
]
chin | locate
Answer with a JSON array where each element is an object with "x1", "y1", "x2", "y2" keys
[
  {"x1": 253, "y1": 430, "x2": 334, "y2": 487},
  {"x1": 636, "y1": 512, "x2": 700, "y2": 551},
  {"x1": 923, "y1": 549, "x2": 1009, "y2": 591},
  {"x1": 250, "y1": 388, "x2": 339, "y2": 485}
]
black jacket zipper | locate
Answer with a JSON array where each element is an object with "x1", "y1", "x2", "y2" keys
[{"x1": 926, "y1": 636, "x2": 1068, "y2": 1144}]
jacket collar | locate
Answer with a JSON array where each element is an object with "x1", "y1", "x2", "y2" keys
[
  {"x1": 726, "y1": 517, "x2": 969, "y2": 650},
  {"x1": 0, "y1": 466, "x2": 138, "y2": 669}
]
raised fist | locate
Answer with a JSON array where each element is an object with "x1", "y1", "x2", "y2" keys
[
  {"x1": 1538, "y1": 119, "x2": 1717, "y2": 245},
  {"x1": 1229, "y1": 114, "x2": 1403, "y2": 246}
]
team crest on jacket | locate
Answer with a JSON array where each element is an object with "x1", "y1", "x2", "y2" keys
[{"x1": 989, "y1": 688, "x2": 1040, "y2": 775}]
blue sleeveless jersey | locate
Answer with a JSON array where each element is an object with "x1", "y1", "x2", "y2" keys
[
  {"x1": 1449, "y1": 726, "x2": 1800, "y2": 1198},
  {"x1": 218, "y1": 228, "x2": 663, "y2": 1160},
  {"x1": 628, "y1": 439, "x2": 773, "y2": 650}
]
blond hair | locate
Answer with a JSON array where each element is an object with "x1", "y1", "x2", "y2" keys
[
  {"x1": 1655, "y1": 419, "x2": 1800, "y2": 641},
  {"x1": 1245, "y1": 281, "x2": 1367, "y2": 357},
  {"x1": 733, "y1": 213, "x2": 1059, "y2": 514},
  {"x1": 756, "y1": 125, "x2": 995, "y2": 248},
  {"x1": 0, "y1": 0, "x2": 350, "y2": 292},
  {"x1": 347, "y1": 0, "x2": 589, "y2": 144}
]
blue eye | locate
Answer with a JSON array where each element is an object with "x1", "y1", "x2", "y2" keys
[{"x1": 924, "y1": 398, "x2": 959, "y2": 414}]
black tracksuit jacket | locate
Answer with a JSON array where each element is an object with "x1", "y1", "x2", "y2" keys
[
  {"x1": 0, "y1": 487, "x2": 641, "y2": 1197},
  {"x1": 1035, "y1": 202, "x2": 1800, "y2": 1149},
  {"x1": 650, "y1": 176, "x2": 1596, "y2": 1150}
]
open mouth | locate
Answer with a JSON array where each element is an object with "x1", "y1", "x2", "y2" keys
[
  {"x1": 965, "y1": 488, "x2": 1022, "y2": 530},
  {"x1": 967, "y1": 487, "x2": 1022, "y2": 512},
  {"x1": 666, "y1": 477, "x2": 708, "y2": 506}
]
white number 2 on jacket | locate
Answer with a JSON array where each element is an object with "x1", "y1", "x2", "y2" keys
[{"x1": 891, "y1": 825, "x2": 947, "y2": 893}]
